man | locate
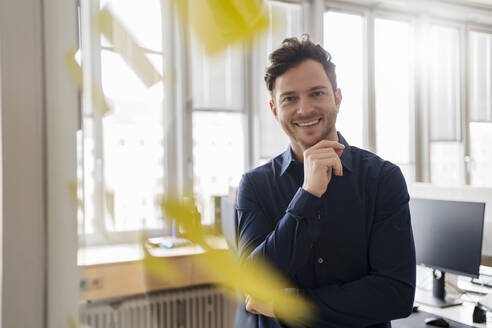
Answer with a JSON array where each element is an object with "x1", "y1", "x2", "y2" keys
[{"x1": 236, "y1": 35, "x2": 416, "y2": 327}]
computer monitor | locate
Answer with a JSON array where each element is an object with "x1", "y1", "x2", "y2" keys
[{"x1": 410, "y1": 198, "x2": 486, "y2": 308}]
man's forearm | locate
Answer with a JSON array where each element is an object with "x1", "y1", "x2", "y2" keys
[
  {"x1": 239, "y1": 186, "x2": 322, "y2": 278},
  {"x1": 299, "y1": 274, "x2": 415, "y2": 327}
]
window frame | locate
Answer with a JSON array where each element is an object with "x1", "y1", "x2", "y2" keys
[
  {"x1": 323, "y1": 0, "x2": 492, "y2": 187},
  {"x1": 79, "y1": 0, "x2": 492, "y2": 245}
]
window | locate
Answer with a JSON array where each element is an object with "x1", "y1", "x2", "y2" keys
[
  {"x1": 469, "y1": 31, "x2": 492, "y2": 187},
  {"x1": 78, "y1": 0, "x2": 492, "y2": 245},
  {"x1": 324, "y1": 11, "x2": 364, "y2": 149},
  {"x1": 253, "y1": 1, "x2": 304, "y2": 162},
  {"x1": 80, "y1": 0, "x2": 166, "y2": 243},
  {"x1": 428, "y1": 25, "x2": 463, "y2": 186},
  {"x1": 375, "y1": 18, "x2": 413, "y2": 182},
  {"x1": 190, "y1": 39, "x2": 246, "y2": 225}
]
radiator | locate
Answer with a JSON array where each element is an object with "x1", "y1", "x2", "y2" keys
[{"x1": 80, "y1": 285, "x2": 237, "y2": 328}]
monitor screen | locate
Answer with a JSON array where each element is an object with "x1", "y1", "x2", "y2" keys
[{"x1": 410, "y1": 198, "x2": 485, "y2": 278}]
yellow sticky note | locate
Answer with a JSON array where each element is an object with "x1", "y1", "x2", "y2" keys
[
  {"x1": 96, "y1": 7, "x2": 162, "y2": 88},
  {"x1": 67, "y1": 180, "x2": 84, "y2": 211},
  {"x1": 67, "y1": 316, "x2": 83, "y2": 328},
  {"x1": 64, "y1": 47, "x2": 110, "y2": 116},
  {"x1": 176, "y1": 0, "x2": 270, "y2": 54},
  {"x1": 141, "y1": 240, "x2": 182, "y2": 283},
  {"x1": 160, "y1": 196, "x2": 315, "y2": 325}
]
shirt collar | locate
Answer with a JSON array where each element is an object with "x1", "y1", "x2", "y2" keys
[
  {"x1": 279, "y1": 131, "x2": 353, "y2": 176},
  {"x1": 279, "y1": 145, "x2": 296, "y2": 176},
  {"x1": 338, "y1": 132, "x2": 353, "y2": 173}
]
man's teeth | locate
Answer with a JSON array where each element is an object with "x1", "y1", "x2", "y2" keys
[{"x1": 297, "y1": 119, "x2": 319, "y2": 127}]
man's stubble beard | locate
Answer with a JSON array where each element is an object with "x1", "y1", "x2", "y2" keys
[{"x1": 296, "y1": 124, "x2": 333, "y2": 151}]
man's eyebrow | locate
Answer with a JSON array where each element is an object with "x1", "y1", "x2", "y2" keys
[
  {"x1": 309, "y1": 86, "x2": 328, "y2": 91},
  {"x1": 279, "y1": 91, "x2": 296, "y2": 98}
]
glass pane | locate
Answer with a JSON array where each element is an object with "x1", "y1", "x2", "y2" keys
[
  {"x1": 101, "y1": 50, "x2": 163, "y2": 102},
  {"x1": 100, "y1": 0, "x2": 162, "y2": 52},
  {"x1": 470, "y1": 122, "x2": 492, "y2": 187},
  {"x1": 82, "y1": 119, "x2": 96, "y2": 235},
  {"x1": 429, "y1": 26, "x2": 460, "y2": 141},
  {"x1": 193, "y1": 112, "x2": 245, "y2": 225},
  {"x1": 102, "y1": 115, "x2": 165, "y2": 232},
  {"x1": 470, "y1": 31, "x2": 492, "y2": 122},
  {"x1": 268, "y1": 1, "x2": 304, "y2": 51},
  {"x1": 375, "y1": 18, "x2": 411, "y2": 165},
  {"x1": 324, "y1": 11, "x2": 364, "y2": 148},
  {"x1": 253, "y1": 1, "x2": 303, "y2": 160},
  {"x1": 430, "y1": 142, "x2": 464, "y2": 186},
  {"x1": 191, "y1": 40, "x2": 244, "y2": 110}
]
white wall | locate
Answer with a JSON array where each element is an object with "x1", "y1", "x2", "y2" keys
[
  {"x1": 0, "y1": 0, "x2": 79, "y2": 327},
  {"x1": 0, "y1": 0, "x2": 46, "y2": 327},
  {"x1": 43, "y1": 0, "x2": 79, "y2": 327}
]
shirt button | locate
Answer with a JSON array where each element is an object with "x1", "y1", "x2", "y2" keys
[
  {"x1": 317, "y1": 257, "x2": 324, "y2": 264},
  {"x1": 316, "y1": 210, "x2": 321, "y2": 220}
]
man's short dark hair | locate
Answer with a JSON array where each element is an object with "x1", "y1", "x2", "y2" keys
[{"x1": 264, "y1": 34, "x2": 337, "y2": 97}]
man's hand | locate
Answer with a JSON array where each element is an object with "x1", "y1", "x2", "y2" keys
[
  {"x1": 245, "y1": 295, "x2": 275, "y2": 318},
  {"x1": 302, "y1": 140, "x2": 345, "y2": 197}
]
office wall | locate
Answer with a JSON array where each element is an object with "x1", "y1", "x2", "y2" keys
[
  {"x1": 43, "y1": 0, "x2": 79, "y2": 327},
  {"x1": 0, "y1": 0, "x2": 79, "y2": 327},
  {"x1": 0, "y1": 0, "x2": 46, "y2": 327}
]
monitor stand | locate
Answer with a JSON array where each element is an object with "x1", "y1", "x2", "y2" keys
[{"x1": 415, "y1": 270, "x2": 462, "y2": 308}]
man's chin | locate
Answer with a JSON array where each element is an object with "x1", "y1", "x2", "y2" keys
[{"x1": 299, "y1": 138, "x2": 322, "y2": 150}]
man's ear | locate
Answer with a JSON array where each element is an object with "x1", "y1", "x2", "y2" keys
[
  {"x1": 335, "y1": 88, "x2": 342, "y2": 112},
  {"x1": 269, "y1": 100, "x2": 279, "y2": 121}
]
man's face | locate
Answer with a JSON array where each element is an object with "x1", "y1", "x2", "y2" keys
[{"x1": 270, "y1": 59, "x2": 342, "y2": 155}]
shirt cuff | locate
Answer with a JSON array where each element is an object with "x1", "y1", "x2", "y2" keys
[{"x1": 286, "y1": 187, "x2": 323, "y2": 220}]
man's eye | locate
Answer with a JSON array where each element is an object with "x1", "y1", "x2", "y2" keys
[
  {"x1": 312, "y1": 91, "x2": 324, "y2": 97},
  {"x1": 283, "y1": 96, "x2": 296, "y2": 103}
]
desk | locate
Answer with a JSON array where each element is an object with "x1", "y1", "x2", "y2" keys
[
  {"x1": 78, "y1": 236, "x2": 229, "y2": 301},
  {"x1": 393, "y1": 298, "x2": 492, "y2": 327}
]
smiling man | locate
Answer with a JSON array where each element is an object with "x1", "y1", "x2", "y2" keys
[{"x1": 236, "y1": 35, "x2": 416, "y2": 327}]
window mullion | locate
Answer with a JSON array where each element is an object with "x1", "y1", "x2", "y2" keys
[
  {"x1": 81, "y1": 0, "x2": 107, "y2": 237},
  {"x1": 462, "y1": 24, "x2": 472, "y2": 185},
  {"x1": 365, "y1": 10, "x2": 376, "y2": 153},
  {"x1": 414, "y1": 16, "x2": 431, "y2": 183}
]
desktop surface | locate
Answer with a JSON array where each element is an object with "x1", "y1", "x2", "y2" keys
[{"x1": 393, "y1": 309, "x2": 475, "y2": 328}]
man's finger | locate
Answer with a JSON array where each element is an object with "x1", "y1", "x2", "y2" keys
[
  {"x1": 335, "y1": 147, "x2": 344, "y2": 157},
  {"x1": 316, "y1": 158, "x2": 343, "y2": 176},
  {"x1": 307, "y1": 139, "x2": 345, "y2": 152},
  {"x1": 245, "y1": 299, "x2": 259, "y2": 314},
  {"x1": 309, "y1": 148, "x2": 341, "y2": 159}
]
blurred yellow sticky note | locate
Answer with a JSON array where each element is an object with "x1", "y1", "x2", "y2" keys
[
  {"x1": 64, "y1": 47, "x2": 110, "y2": 116},
  {"x1": 96, "y1": 7, "x2": 162, "y2": 88},
  {"x1": 178, "y1": 0, "x2": 270, "y2": 54},
  {"x1": 160, "y1": 196, "x2": 315, "y2": 325},
  {"x1": 68, "y1": 316, "x2": 83, "y2": 328},
  {"x1": 141, "y1": 240, "x2": 182, "y2": 283}
]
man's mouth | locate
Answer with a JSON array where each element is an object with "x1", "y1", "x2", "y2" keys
[{"x1": 294, "y1": 118, "x2": 322, "y2": 127}]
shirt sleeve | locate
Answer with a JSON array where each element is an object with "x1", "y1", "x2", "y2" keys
[
  {"x1": 299, "y1": 163, "x2": 416, "y2": 327},
  {"x1": 236, "y1": 172, "x2": 323, "y2": 279}
]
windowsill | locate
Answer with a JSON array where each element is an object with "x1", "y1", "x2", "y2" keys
[{"x1": 78, "y1": 235, "x2": 229, "y2": 301}]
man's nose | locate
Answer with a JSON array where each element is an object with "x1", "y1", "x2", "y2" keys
[{"x1": 296, "y1": 96, "x2": 313, "y2": 115}]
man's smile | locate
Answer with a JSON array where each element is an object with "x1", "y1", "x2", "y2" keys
[{"x1": 294, "y1": 118, "x2": 322, "y2": 127}]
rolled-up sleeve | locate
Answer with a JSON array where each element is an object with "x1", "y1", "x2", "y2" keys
[
  {"x1": 300, "y1": 163, "x2": 416, "y2": 327},
  {"x1": 236, "y1": 173, "x2": 322, "y2": 278}
]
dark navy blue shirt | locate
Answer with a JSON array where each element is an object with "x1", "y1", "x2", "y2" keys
[{"x1": 236, "y1": 133, "x2": 416, "y2": 328}]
